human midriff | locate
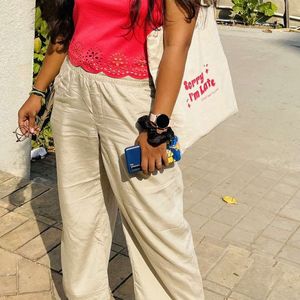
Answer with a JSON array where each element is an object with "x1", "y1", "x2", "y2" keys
[{"x1": 68, "y1": 0, "x2": 163, "y2": 79}]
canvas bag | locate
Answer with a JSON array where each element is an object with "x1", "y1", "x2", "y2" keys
[{"x1": 147, "y1": 5, "x2": 239, "y2": 153}]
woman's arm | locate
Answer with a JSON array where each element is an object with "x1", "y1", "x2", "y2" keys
[
  {"x1": 33, "y1": 41, "x2": 68, "y2": 92},
  {"x1": 18, "y1": 41, "x2": 67, "y2": 136},
  {"x1": 137, "y1": 0, "x2": 197, "y2": 174},
  {"x1": 151, "y1": 0, "x2": 197, "y2": 116}
]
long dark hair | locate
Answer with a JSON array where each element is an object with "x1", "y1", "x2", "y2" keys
[{"x1": 41, "y1": 0, "x2": 204, "y2": 51}]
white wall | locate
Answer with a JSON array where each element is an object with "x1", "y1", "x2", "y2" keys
[{"x1": 0, "y1": 0, "x2": 35, "y2": 179}]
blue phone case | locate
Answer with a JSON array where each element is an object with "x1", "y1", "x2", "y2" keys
[
  {"x1": 124, "y1": 136, "x2": 181, "y2": 174},
  {"x1": 124, "y1": 145, "x2": 142, "y2": 174}
]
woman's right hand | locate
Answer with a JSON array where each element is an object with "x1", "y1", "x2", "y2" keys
[{"x1": 18, "y1": 95, "x2": 43, "y2": 136}]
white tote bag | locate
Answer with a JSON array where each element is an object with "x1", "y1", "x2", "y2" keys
[{"x1": 147, "y1": 5, "x2": 238, "y2": 153}]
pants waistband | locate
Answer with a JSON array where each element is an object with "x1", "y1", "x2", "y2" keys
[{"x1": 62, "y1": 55, "x2": 152, "y2": 87}]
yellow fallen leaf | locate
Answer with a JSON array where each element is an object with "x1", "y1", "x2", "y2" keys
[{"x1": 222, "y1": 195, "x2": 237, "y2": 205}]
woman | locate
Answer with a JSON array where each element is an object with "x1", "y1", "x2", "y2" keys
[{"x1": 18, "y1": 0, "x2": 205, "y2": 299}]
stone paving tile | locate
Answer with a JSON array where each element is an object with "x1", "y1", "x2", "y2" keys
[
  {"x1": 236, "y1": 208, "x2": 275, "y2": 234},
  {"x1": 193, "y1": 159, "x2": 221, "y2": 173},
  {"x1": 51, "y1": 271, "x2": 67, "y2": 300},
  {"x1": 206, "y1": 245, "x2": 253, "y2": 289},
  {"x1": 110, "y1": 250, "x2": 119, "y2": 260},
  {"x1": 252, "y1": 236, "x2": 285, "y2": 256},
  {"x1": 259, "y1": 168, "x2": 284, "y2": 182},
  {"x1": 0, "y1": 219, "x2": 49, "y2": 251},
  {"x1": 254, "y1": 197, "x2": 289, "y2": 214},
  {"x1": 0, "y1": 177, "x2": 30, "y2": 199},
  {"x1": 204, "y1": 289, "x2": 226, "y2": 300},
  {"x1": 196, "y1": 220, "x2": 232, "y2": 240},
  {"x1": 0, "y1": 182, "x2": 50, "y2": 209},
  {"x1": 287, "y1": 227, "x2": 300, "y2": 248},
  {"x1": 38, "y1": 244, "x2": 62, "y2": 272},
  {"x1": 108, "y1": 254, "x2": 132, "y2": 291},
  {"x1": 236, "y1": 161, "x2": 266, "y2": 178},
  {"x1": 179, "y1": 147, "x2": 209, "y2": 168},
  {"x1": 234, "y1": 188, "x2": 263, "y2": 207},
  {"x1": 16, "y1": 227, "x2": 61, "y2": 260},
  {"x1": 270, "y1": 215, "x2": 299, "y2": 232},
  {"x1": 228, "y1": 291, "x2": 254, "y2": 300},
  {"x1": 233, "y1": 254, "x2": 283, "y2": 300},
  {"x1": 286, "y1": 193, "x2": 300, "y2": 210},
  {"x1": 266, "y1": 262, "x2": 300, "y2": 300},
  {"x1": 195, "y1": 237, "x2": 228, "y2": 277},
  {"x1": 212, "y1": 208, "x2": 243, "y2": 226},
  {"x1": 277, "y1": 244, "x2": 300, "y2": 265},
  {"x1": 182, "y1": 166, "x2": 208, "y2": 187},
  {"x1": 223, "y1": 227, "x2": 258, "y2": 249},
  {"x1": 0, "y1": 207, "x2": 9, "y2": 217},
  {"x1": 201, "y1": 151, "x2": 228, "y2": 165},
  {"x1": 111, "y1": 242, "x2": 125, "y2": 254},
  {"x1": 190, "y1": 177, "x2": 217, "y2": 195},
  {"x1": 0, "y1": 212, "x2": 29, "y2": 238},
  {"x1": 248, "y1": 175, "x2": 278, "y2": 191},
  {"x1": 14, "y1": 188, "x2": 61, "y2": 223},
  {"x1": 183, "y1": 184, "x2": 209, "y2": 211},
  {"x1": 279, "y1": 206, "x2": 300, "y2": 222},
  {"x1": 280, "y1": 171, "x2": 300, "y2": 187},
  {"x1": 0, "y1": 248, "x2": 20, "y2": 276},
  {"x1": 184, "y1": 211, "x2": 208, "y2": 232},
  {"x1": 0, "y1": 275, "x2": 17, "y2": 296},
  {"x1": 191, "y1": 201, "x2": 223, "y2": 218},
  {"x1": 113, "y1": 275, "x2": 134, "y2": 300},
  {"x1": 112, "y1": 215, "x2": 127, "y2": 249},
  {"x1": 4, "y1": 292, "x2": 53, "y2": 300},
  {"x1": 0, "y1": 170, "x2": 15, "y2": 184},
  {"x1": 201, "y1": 171, "x2": 228, "y2": 187},
  {"x1": 272, "y1": 182, "x2": 299, "y2": 197},
  {"x1": 18, "y1": 258, "x2": 51, "y2": 294},
  {"x1": 261, "y1": 225, "x2": 294, "y2": 243},
  {"x1": 203, "y1": 280, "x2": 231, "y2": 297},
  {"x1": 211, "y1": 156, "x2": 246, "y2": 176}
]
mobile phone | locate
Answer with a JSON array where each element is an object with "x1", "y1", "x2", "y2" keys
[
  {"x1": 124, "y1": 136, "x2": 181, "y2": 174},
  {"x1": 124, "y1": 145, "x2": 142, "y2": 174}
]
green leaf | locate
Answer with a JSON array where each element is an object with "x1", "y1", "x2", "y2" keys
[
  {"x1": 40, "y1": 20, "x2": 49, "y2": 38},
  {"x1": 232, "y1": 5, "x2": 243, "y2": 14},
  {"x1": 33, "y1": 63, "x2": 41, "y2": 74}
]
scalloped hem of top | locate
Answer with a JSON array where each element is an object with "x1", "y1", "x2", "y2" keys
[{"x1": 68, "y1": 56, "x2": 151, "y2": 80}]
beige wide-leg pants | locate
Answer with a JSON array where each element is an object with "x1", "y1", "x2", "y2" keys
[{"x1": 50, "y1": 55, "x2": 204, "y2": 300}]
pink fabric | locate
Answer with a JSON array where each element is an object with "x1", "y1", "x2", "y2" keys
[{"x1": 68, "y1": 0, "x2": 163, "y2": 79}]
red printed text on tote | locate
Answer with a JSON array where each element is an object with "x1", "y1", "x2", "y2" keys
[{"x1": 183, "y1": 64, "x2": 218, "y2": 108}]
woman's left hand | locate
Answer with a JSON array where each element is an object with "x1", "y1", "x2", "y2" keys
[{"x1": 136, "y1": 131, "x2": 169, "y2": 174}]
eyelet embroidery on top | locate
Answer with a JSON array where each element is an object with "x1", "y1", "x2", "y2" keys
[{"x1": 68, "y1": 40, "x2": 149, "y2": 78}]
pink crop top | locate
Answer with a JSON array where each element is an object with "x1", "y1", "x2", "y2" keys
[{"x1": 68, "y1": 0, "x2": 163, "y2": 79}]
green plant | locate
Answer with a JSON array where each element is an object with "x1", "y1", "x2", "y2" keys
[
  {"x1": 231, "y1": 0, "x2": 278, "y2": 26},
  {"x1": 34, "y1": 6, "x2": 49, "y2": 79},
  {"x1": 32, "y1": 4, "x2": 54, "y2": 152}
]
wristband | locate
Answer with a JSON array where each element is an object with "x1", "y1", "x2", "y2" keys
[
  {"x1": 137, "y1": 115, "x2": 175, "y2": 147},
  {"x1": 30, "y1": 86, "x2": 47, "y2": 98}
]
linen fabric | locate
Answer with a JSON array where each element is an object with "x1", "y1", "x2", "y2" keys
[
  {"x1": 50, "y1": 55, "x2": 205, "y2": 300},
  {"x1": 68, "y1": 0, "x2": 163, "y2": 79}
]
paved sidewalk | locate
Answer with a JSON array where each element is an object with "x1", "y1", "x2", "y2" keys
[{"x1": 0, "y1": 28, "x2": 300, "y2": 299}]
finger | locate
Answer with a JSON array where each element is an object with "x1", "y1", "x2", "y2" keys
[
  {"x1": 155, "y1": 157, "x2": 163, "y2": 171},
  {"x1": 148, "y1": 157, "x2": 155, "y2": 173},
  {"x1": 28, "y1": 113, "x2": 37, "y2": 134},
  {"x1": 162, "y1": 150, "x2": 169, "y2": 167},
  {"x1": 18, "y1": 111, "x2": 29, "y2": 135},
  {"x1": 141, "y1": 153, "x2": 148, "y2": 174}
]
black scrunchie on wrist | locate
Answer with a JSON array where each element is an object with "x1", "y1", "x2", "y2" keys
[{"x1": 137, "y1": 115, "x2": 175, "y2": 147}]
